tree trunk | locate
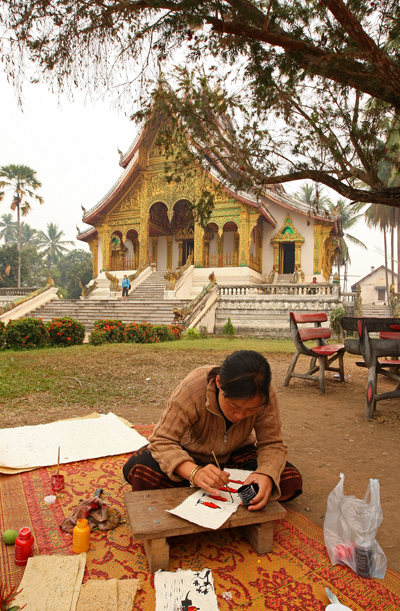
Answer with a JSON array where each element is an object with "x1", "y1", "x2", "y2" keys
[
  {"x1": 397, "y1": 209, "x2": 400, "y2": 292},
  {"x1": 384, "y1": 230, "x2": 389, "y2": 303},
  {"x1": 391, "y1": 225, "x2": 395, "y2": 286},
  {"x1": 17, "y1": 199, "x2": 21, "y2": 288}
]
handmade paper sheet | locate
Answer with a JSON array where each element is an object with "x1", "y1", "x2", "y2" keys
[
  {"x1": 0, "y1": 412, "x2": 147, "y2": 471},
  {"x1": 76, "y1": 579, "x2": 141, "y2": 611},
  {"x1": 168, "y1": 468, "x2": 253, "y2": 529},
  {"x1": 155, "y1": 569, "x2": 219, "y2": 611},
  {"x1": 14, "y1": 554, "x2": 86, "y2": 611}
]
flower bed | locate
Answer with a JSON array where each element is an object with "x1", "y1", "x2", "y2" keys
[{"x1": 46, "y1": 317, "x2": 85, "y2": 347}]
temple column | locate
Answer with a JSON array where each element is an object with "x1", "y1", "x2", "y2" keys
[
  {"x1": 194, "y1": 223, "x2": 203, "y2": 268},
  {"x1": 177, "y1": 240, "x2": 183, "y2": 267},
  {"x1": 167, "y1": 236, "x2": 173, "y2": 270},
  {"x1": 88, "y1": 239, "x2": 98, "y2": 278},
  {"x1": 217, "y1": 230, "x2": 223, "y2": 267},
  {"x1": 152, "y1": 236, "x2": 158, "y2": 267},
  {"x1": 239, "y1": 207, "x2": 249, "y2": 266},
  {"x1": 234, "y1": 231, "x2": 240, "y2": 267},
  {"x1": 139, "y1": 219, "x2": 149, "y2": 267},
  {"x1": 133, "y1": 237, "x2": 139, "y2": 268}
]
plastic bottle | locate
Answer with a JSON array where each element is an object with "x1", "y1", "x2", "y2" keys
[
  {"x1": 14, "y1": 527, "x2": 35, "y2": 566},
  {"x1": 72, "y1": 518, "x2": 90, "y2": 553}
]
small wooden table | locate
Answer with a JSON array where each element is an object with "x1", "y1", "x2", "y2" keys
[{"x1": 124, "y1": 488, "x2": 287, "y2": 573}]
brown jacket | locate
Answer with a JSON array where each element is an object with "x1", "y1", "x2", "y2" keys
[{"x1": 148, "y1": 365, "x2": 288, "y2": 499}]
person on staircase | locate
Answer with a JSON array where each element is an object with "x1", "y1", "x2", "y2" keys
[
  {"x1": 121, "y1": 275, "x2": 130, "y2": 300},
  {"x1": 123, "y1": 350, "x2": 302, "y2": 509}
]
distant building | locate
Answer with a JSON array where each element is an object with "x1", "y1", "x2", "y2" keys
[{"x1": 351, "y1": 265, "x2": 397, "y2": 304}]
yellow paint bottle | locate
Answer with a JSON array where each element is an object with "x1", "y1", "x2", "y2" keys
[{"x1": 72, "y1": 518, "x2": 90, "y2": 553}]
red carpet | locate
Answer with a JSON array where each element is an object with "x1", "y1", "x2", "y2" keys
[{"x1": 1, "y1": 424, "x2": 399, "y2": 610}]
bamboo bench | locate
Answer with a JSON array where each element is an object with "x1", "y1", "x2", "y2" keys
[
  {"x1": 124, "y1": 488, "x2": 286, "y2": 573},
  {"x1": 341, "y1": 316, "x2": 400, "y2": 419},
  {"x1": 284, "y1": 311, "x2": 345, "y2": 394}
]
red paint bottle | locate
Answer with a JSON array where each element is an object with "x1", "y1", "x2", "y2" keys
[{"x1": 14, "y1": 527, "x2": 35, "y2": 566}]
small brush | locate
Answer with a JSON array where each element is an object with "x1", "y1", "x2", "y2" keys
[
  {"x1": 57, "y1": 446, "x2": 60, "y2": 477},
  {"x1": 212, "y1": 450, "x2": 234, "y2": 503}
]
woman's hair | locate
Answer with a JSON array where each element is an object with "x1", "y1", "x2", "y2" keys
[{"x1": 208, "y1": 350, "x2": 271, "y2": 405}]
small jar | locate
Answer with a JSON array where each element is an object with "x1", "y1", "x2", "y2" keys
[
  {"x1": 72, "y1": 518, "x2": 90, "y2": 554},
  {"x1": 15, "y1": 527, "x2": 35, "y2": 566},
  {"x1": 51, "y1": 474, "x2": 65, "y2": 491}
]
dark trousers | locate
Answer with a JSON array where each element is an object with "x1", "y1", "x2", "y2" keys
[{"x1": 123, "y1": 444, "x2": 302, "y2": 501}]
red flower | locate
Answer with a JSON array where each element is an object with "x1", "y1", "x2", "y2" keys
[{"x1": 67, "y1": 337, "x2": 71, "y2": 341}]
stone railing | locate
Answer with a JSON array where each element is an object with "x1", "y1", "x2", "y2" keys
[
  {"x1": 164, "y1": 254, "x2": 193, "y2": 291},
  {"x1": 219, "y1": 283, "x2": 338, "y2": 297},
  {"x1": 173, "y1": 272, "x2": 217, "y2": 327},
  {"x1": 341, "y1": 292, "x2": 356, "y2": 302},
  {"x1": 0, "y1": 287, "x2": 38, "y2": 296}
]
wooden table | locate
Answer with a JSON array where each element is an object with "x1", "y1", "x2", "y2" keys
[{"x1": 124, "y1": 488, "x2": 287, "y2": 573}]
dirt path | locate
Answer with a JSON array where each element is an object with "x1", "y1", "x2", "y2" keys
[{"x1": 2, "y1": 347, "x2": 399, "y2": 572}]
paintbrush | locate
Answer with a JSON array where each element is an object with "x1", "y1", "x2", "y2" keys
[
  {"x1": 212, "y1": 450, "x2": 234, "y2": 503},
  {"x1": 57, "y1": 446, "x2": 60, "y2": 477}
]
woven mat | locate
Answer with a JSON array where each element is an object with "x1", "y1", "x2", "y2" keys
[{"x1": 1, "y1": 424, "x2": 400, "y2": 610}]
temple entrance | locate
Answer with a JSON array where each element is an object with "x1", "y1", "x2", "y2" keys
[
  {"x1": 182, "y1": 239, "x2": 194, "y2": 265},
  {"x1": 281, "y1": 242, "x2": 295, "y2": 274}
]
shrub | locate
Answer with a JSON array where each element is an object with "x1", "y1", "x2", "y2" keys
[
  {"x1": 199, "y1": 325, "x2": 208, "y2": 339},
  {"x1": 222, "y1": 317, "x2": 235, "y2": 337},
  {"x1": 88, "y1": 328, "x2": 107, "y2": 346},
  {"x1": 183, "y1": 327, "x2": 201, "y2": 340},
  {"x1": 168, "y1": 323, "x2": 184, "y2": 340},
  {"x1": 92, "y1": 319, "x2": 126, "y2": 343},
  {"x1": 153, "y1": 324, "x2": 174, "y2": 342},
  {"x1": 47, "y1": 317, "x2": 85, "y2": 347},
  {"x1": 0, "y1": 321, "x2": 5, "y2": 349},
  {"x1": 125, "y1": 321, "x2": 159, "y2": 344},
  {"x1": 330, "y1": 306, "x2": 346, "y2": 339},
  {"x1": 6, "y1": 317, "x2": 48, "y2": 350}
]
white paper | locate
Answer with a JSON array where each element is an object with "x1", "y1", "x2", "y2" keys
[
  {"x1": 167, "y1": 468, "x2": 253, "y2": 529},
  {"x1": 155, "y1": 569, "x2": 219, "y2": 611},
  {"x1": 0, "y1": 412, "x2": 147, "y2": 469}
]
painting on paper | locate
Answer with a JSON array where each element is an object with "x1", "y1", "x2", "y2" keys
[{"x1": 155, "y1": 569, "x2": 219, "y2": 611}]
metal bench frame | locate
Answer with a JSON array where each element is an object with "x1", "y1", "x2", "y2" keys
[{"x1": 284, "y1": 312, "x2": 345, "y2": 394}]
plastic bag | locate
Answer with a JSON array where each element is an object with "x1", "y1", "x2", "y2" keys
[{"x1": 323, "y1": 473, "x2": 387, "y2": 579}]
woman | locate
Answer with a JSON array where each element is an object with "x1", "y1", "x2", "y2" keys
[{"x1": 123, "y1": 350, "x2": 302, "y2": 509}]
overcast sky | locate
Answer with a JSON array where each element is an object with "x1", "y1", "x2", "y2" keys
[{"x1": 1, "y1": 71, "x2": 386, "y2": 286}]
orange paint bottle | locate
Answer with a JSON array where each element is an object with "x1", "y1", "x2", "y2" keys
[{"x1": 72, "y1": 518, "x2": 90, "y2": 553}]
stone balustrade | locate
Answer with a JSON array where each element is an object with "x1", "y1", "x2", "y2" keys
[{"x1": 218, "y1": 283, "x2": 338, "y2": 297}]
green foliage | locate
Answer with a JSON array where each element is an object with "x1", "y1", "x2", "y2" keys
[
  {"x1": 0, "y1": 321, "x2": 6, "y2": 349},
  {"x1": 0, "y1": 243, "x2": 48, "y2": 288},
  {"x1": 330, "y1": 307, "x2": 346, "y2": 339},
  {"x1": 183, "y1": 327, "x2": 201, "y2": 340},
  {"x1": 88, "y1": 328, "x2": 107, "y2": 346},
  {"x1": 92, "y1": 319, "x2": 126, "y2": 343},
  {"x1": 153, "y1": 324, "x2": 174, "y2": 342},
  {"x1": 36, "y1": 222, "x2": 74, "y2": 268},
  {"x1": 5, "y1": 317, "x2": 48, "y2": 350},
  {"x1": 222, "y1": 317, "x2": 235, "y2": 337},
  {"x1": 125, "y1": 321, "x2": 159, "y2": 344},
  {"x1": 168, "y1": 323, "x2": 184, "y2": 340},
  {"x1": 55, "y1": 249, "x2": 93, "y2": 298},
  {"x1": 46, "y1": 317, "x2": 85, "y2": 347},
  {"x1": 199, "y1": 325, "x2": 208, "y2": 338}
]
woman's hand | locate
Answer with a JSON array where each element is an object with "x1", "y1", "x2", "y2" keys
[
  {"x1": 243, "y1": 473, "x2": 274, "y2": 511},
  {"x1": 193, "y1": 464, "x2": 230, "y2": 495}
]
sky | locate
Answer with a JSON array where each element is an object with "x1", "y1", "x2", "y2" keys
[{"x1": 0, "y1": 71, "x2": 386, "y2": 287}]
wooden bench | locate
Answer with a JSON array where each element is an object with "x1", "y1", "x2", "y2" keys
[
  {"x1": 284, "y1": 312, "x2": 345, "y2": 394},
  {"x1": 341, "y1": 316, "x2": 400, "y2": 419},
  {"x1": 124, "y1": 488, "x2": 286, "y2": 573}
]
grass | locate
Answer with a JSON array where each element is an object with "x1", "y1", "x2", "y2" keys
[{"x1": 0, "y1": 338, "x2": 295, "y2": 415}]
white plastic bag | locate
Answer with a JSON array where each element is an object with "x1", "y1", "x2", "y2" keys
[{"x1": 323, "y1": 473, "x2": 387, "y2": 579}]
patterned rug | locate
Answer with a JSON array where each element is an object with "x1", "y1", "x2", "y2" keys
[{"x1": 1, "y1": 424, "x2": 400, "y2": 610}]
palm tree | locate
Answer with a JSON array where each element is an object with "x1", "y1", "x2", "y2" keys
[
  {"x1": 328, "y1": 198, "x2": 368, "y2": 291},
  {"x1": 37, "y1": 222, "x2": 74, "y2": 268},
  {"x1": 20, "y1": 222, "x2": 40, "y2": 249},
  {"x1": 295, "y1": 182, "x2": 332, "y2": 214},
  {"x1": 364, "y1": 204, "x2": 393, "y2": 300},
  {"x1": 0, "y1": 164, "x2": 43, "y2": 287},
  {"x1": 0, "y1": 213, "x2": 17, "y2": 244}
]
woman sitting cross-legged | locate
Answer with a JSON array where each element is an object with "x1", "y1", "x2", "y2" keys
[{"x1": 123, "y1": 350, "x2": 302, "y2": 510}]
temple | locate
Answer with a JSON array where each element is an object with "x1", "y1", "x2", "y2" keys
[{"x1": 77, "y1": 114, "x2": 340, "y2": 285}]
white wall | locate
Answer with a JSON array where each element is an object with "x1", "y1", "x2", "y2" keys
[
  {"x1": 124, "y1": 238, "x2": 134, "y2": 257},
  {"x1": 209, "y1": 232, "x2": 218, "y2": 255},
  {"x1": 249, "y1": 228, "x2": 256, "y2": 256},
  {"x1": 158, "y1": 236, "x2": 167, "y2": 270},
  {"x1": 98, "y1": 237, "x2": 103, "y2": 274},
  {"x1": 223, "y1": 231, "x2": 234, "y2": 253},
  {"x1": 172, "y1": 238, "x2": 179, "y2": 268},
  {"x1": 358, "y1": 268, "x2": 395, "y2": 304}
]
